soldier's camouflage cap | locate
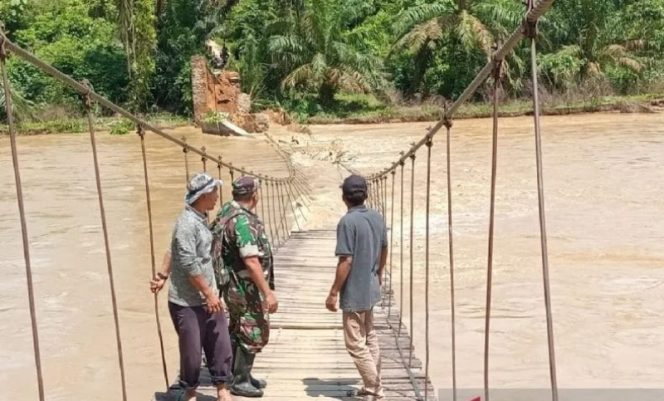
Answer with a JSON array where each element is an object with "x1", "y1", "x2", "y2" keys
[{"x1": 232, "y1": 176, "x2": 260, "y2": 196}]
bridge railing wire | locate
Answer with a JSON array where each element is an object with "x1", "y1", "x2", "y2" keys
[
  {"x1": 362, "y1": 1, "x2": 559, "y2": 401},
  {"x1": 1, "y1": 27, "x2": 307, "y2": 401}
]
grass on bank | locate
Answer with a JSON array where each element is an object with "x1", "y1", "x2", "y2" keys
[
  {"x1": 298, "y1": 92, "x2": 664, "y2": 124},
  {"x1": 0, "y1": 112, "x2": 190, "y2": 136},
  {"x1": 2, "y1": 93, "x2": 662, "y2": 135}
]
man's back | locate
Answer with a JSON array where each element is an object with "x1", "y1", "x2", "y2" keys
[{"x1": 335, "y1": 205, "x2": 387, "y2": 312}]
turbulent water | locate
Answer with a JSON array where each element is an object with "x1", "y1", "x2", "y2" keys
[{"x1": 1, "y1": 113, "x2": 663, "y2": 401}]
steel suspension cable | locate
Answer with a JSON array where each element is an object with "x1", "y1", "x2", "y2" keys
[
  {"x1": 1, "y1": 39, "x2": 45, "y2": 401},
  {"x1": 285, "y1": 182, "x2": 302, "y2": 231},
  {"x1": 528, "y1": 11, "x2": 559, "y2": 401},
  {"x1": 424, "y1": 137, "x2": 433, "y2": 401},
  {"x1": 371, "y1": 180, "x2": 380, "y2": 208},
  {"x1": 290, "y1": 177, "x2": 311, "y2": 213},
  {"x1": 201, "y1": 147, "x2": 207, "y2": 172},
  {"x1": 217, "y1": 157, "x2": 224, "y2": 203},
  {"x1": 387, "y1": 160, "x2": 423, "y2": 400},
  {"x1": 182, "y1": 137, "x2": 190, "y2": 183},
  {"x1": 387, "y1": 171, "x2": 396, "y2": 318},
  {"x1": 262, "y1": 180, "x2": 274, "y2": 245},
  {"x1": 137, "y1": 127, "x2": 169, "y2": 389},
  {"x1": 275, "y1": 182, "x2": 285, "y2": 239},
  {"x1": 375, "y1": 179, "x2": 380, "y2": 212},
  {"x1": 269, "y1": 181, "x2": 281, "y2": 248},
  {"x1": 274, "y1": 181, "x2": 284, "y2": 247},
  {"x1": 259, "y1": 179, "x2": 270, "y2": 239},
  {"x1": 408, "y1": 154, "x2": 416, "y2": 367},
  {"x1": 444, "y1": 119, "x2": 458, "y2": 401},
  {"x1": 484, "y1": 62, "x2": 502, "y2": 401},
  {"x1": 292, "y1": 173, "x2": 311, "y2": 200},
  {"x1": 286, "y1": 182, "x2": 307, "y2": 224},
  {"x1": 83, "y1": 86, "x2": 128, "y2": 401},
  {"x1": 282, "y1": 183, "x2": 294, "y2": 236},
  {"x1": 377, "y1": 178, "x2": 382, "y2": 216},
  {"x1": 277, "y1": 182, "x2": 289, "y2": 240},
  {"x1": 383, "y1": 177, "x2": 388, "y2": 221},
  {"x1": 380, "y1": 176, "x2": 387, "y2": 217},
  {"x1": 398, "y1": 161, "x2": 405, "y2": 339}
]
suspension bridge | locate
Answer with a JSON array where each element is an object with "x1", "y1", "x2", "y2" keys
[{"x1": 2, "y1": 0, "x2": 559, "y2": 401}]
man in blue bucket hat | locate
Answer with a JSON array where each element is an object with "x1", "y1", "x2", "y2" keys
[{"x1": 151, "y1": 172, "x2": 233, "y2": 401}]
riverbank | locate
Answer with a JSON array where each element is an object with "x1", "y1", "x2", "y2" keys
[
  {"x1": 0, "y1": 113, "x2": 190, "y2": 136},
  {"x1": 2, "y1": 94, "x2": 663, "y2": 135},
  {"x1": 303, "y1": 93, "x2": 664, "y2": 124}
]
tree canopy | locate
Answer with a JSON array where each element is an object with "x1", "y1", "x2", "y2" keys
[{"x1": 1, "y1": 0, "x2": 663, "y2": 118}]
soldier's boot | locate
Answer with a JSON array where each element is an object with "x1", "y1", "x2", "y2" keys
[
  {"x1": 230, "y1": 347, "x2": 264, "y2": 397},
  {"x1": 231, "y1": 339, "x2": 266, "y2": 389},
  {"x1": 250, "y1": 375, "x2": 267, "y2": 389}
]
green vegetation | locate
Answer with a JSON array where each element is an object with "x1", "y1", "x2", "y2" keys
[
  {"x1": 0, "y1": 113, "x2": 189, "y2": 135},
  {"x1": 1, "y1": 0, "x2": 663, "y2": 127}
]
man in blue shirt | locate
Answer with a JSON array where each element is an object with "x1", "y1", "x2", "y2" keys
[{"x1": 326, "y1": 174, "x2": 388, "y2": 400}]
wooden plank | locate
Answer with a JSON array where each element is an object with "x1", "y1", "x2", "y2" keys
[{"x1": 154, "y1": 230, "x2": 436, "y2": 401}]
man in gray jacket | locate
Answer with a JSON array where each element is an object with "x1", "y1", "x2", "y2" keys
[
  {"x1": 151, "y1": 172, "x2": 232, "y2": 401},
  {"x1": 326, "y1": 174, "x2": 388, "y2": 401}
]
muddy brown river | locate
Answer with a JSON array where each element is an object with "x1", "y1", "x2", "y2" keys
[{"x1": 1, "y1": 113, "x2": 663, "y2": 400}]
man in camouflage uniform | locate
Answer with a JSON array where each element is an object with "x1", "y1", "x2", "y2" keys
[{"x1": 210, "y1": 176, "x2": 277, "y2": 398}]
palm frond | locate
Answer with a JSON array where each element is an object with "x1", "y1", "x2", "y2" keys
[
  {"x1": 617, "y1": 57, "x2": 643, "y2": 72},
  {"x1": 0, "y1": 81, "x2": 35, "y2": 123},
  {"x1": 336, "y1": 66, "x2": 373, "y2": 93},
  {"x1": 281, "y1": 63, "x2": 322, "y2": 90},
  {"x1": 269, "y1": 34, "x2": 310, "y2": 66},
  {"x1": 392, "y1": 19, "x2": 443, "y2": 54},
  {"x1": 393, "y1": 2, "x2": 454, "y2": 38},
  {"x1": 456, "y1": 10, "x2": 493, "y2": 56},
  {"x1": 602, "y1": 44, "x2": 630, "y2": 59},
  {"x1": 600, "y1": 44, "x2": 643, "y2": 71},
  {"x1": 474, "y1": 0, "x2": 522, "y2": 34}
]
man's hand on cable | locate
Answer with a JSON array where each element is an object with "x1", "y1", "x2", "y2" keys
[
  {"x1": 150, "y1": 275, "x2": 166, "y2": 294},
  {"x1": 150, "y1": 252, "x2": 172, "y2": 294}
]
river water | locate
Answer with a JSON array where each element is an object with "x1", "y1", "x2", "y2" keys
[
  {"x1": 1, "y1": 113, "x2": 663, "y2": 400},
  {"x1": 0, "y1": 127, "x2": 290, "y2": 401}
]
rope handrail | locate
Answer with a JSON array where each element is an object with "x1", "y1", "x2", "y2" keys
[
  {"x1": 2, "y1": 25, "x2": 309, "y2": 401},
  {"x1": 0, "y1": 32, "x2": 292, "y2": 184},
  {"x1": 0, "y1": 32, "x2": 45, "y2": 401},
  {"x1": 359, "y1": 2, "x2": 559, "y2": 401},
  {"x1": 365, "y1": 0, "x2": 556, "y2": 179}
]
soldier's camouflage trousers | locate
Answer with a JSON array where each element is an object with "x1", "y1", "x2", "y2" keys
[{"x1": 223, "y1": 279, "x2": 270, "y2": 354}]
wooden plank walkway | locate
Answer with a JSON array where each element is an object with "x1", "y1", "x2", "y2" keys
[{"x1": 155, "y1": 230, "x2": 435, "y2": 401}]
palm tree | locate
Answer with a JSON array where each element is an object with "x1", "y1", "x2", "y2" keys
[
  {"x1": 541, "y1": 0, "x2": 643, "y2": 90},
  {"x1": 115, "y1": 0, "x2": 156, "y2": 110},
  {"x1": 269, "y1": 0, "x2": 385, "y2": 105},
  {"x1": 390, "y1": 0, "x2": 493, "y2": 95},
  {"x1": 1, "y1": 80, "x2": 35, "y2": 123}
]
